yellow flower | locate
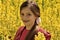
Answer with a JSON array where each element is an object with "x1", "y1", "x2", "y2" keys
[{"x1": 34, "y1": 32, "x2": 45, "y2": 40}]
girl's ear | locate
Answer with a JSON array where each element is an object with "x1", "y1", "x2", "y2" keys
[{"x1": 36, "y1": 17, "x2": 41, "y2": 25}]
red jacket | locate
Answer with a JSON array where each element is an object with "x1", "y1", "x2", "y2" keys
[{"x1": 14, "y1": 26, "x2": 51, "y2": 40}]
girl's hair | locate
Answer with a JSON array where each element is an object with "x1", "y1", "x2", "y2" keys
[
  {"x1": 20, "y1": 1, "x2": 40, "y2": 40},
  {"x1": 20, "y1": 1, "x2": 40, "y2": 17}
]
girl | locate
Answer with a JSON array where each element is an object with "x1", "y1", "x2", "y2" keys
[{"x1": 14, "y1": 0, "x2": 51, "y2": 40}]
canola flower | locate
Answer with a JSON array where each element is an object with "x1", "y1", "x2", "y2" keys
[
  {"x1": 0, "y1": 0, "x2": 60, "y2": 40},
  {"x1": 35, "y1": 32, "x2": 45, "y2": 40}
]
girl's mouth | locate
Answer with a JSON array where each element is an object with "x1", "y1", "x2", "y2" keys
[{"x1": 23, "y1": 20, "x2": 29, "y2": 22}]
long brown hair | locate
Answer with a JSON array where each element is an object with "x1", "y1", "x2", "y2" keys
[{"x1": 20, "y1": 1, "x2": 40, "y2": 40}]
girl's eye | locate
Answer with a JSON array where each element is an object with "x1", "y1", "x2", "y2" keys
[
  {"x1": 27, "y1": 13, "x2": 31, "y2": 16},
  {"x1": 21, "y1": 13, "x2": 24, "y2": 16}
]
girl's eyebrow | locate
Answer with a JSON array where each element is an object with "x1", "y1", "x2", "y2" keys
[{"x1": 20, "y1": 12, "x2": 24, "y2": 14}]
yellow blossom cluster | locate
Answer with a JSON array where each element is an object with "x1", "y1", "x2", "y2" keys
[{"x1": 0, "y1": 0, "x2": 60, "y2": 40}]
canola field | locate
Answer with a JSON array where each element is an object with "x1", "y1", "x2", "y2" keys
[{"x1": 0, "y1": 0, "x2": 60, "y2": 40}]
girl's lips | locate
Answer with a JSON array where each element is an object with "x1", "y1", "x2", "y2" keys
[{"x1": 23, "y1": 20, "x2": 29, "y2": 22}]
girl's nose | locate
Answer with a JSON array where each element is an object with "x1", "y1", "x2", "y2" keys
[{"x1": 23, "y1": 15, "x2": 28, "y2": 19}]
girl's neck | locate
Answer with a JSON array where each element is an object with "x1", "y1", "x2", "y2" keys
[
  {"x1": 26, "y1": 26, "x2": 32, "y2": 30},
  {"x1": 26, "y1": 25, "x2": 39, "y2": 30}
]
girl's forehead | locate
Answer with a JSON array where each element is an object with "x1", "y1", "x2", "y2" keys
[{"x1": 22, "y1": 7, "x2": 30, "y2": 10}]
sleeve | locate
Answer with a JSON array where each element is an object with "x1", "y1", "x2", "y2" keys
[
  {"x1": 14, "y1": 26, "x2": 24, "y2": 40},
  {"x1": 44, "y1": 32, "x2": 51, "y2": 40}
]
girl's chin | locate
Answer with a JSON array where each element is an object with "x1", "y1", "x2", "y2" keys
[
  {"x1": 23, "y1": 22, "x2": 30, "y2": 24},
  {"x1": 24, "y1": 23, "x2": 30, "y2": 26}
]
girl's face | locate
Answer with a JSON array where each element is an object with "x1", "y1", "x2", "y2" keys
[{"x1": 20, "y1": 7, "x2": 37, "y2": 27}]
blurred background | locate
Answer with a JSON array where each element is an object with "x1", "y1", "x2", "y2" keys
[{"x1": 0, "y1": 0, "x2": 60, "y2": 40}]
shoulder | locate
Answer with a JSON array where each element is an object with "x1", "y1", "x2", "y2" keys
[
  {"x1": 14, "y1": 26, "x2": 25, "y2": 40},
  {"x1": 18, "y1": 26, "x2": 25, "y2": 31},
  {"x1": 16, "y1": 26, "x2": 25, "y2": 34},
  {"x1": 36, "y1": 26, "x2": 51, "y2": 40}
]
